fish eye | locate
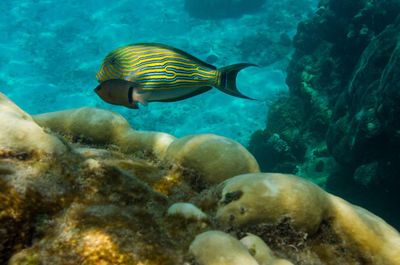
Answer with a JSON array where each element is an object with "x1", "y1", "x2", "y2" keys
[{"x1": 109, "y1": 58, "x2": 116, "y2": 64}]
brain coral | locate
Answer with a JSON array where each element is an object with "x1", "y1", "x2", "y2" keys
[
  {"x1": 165, "y1": 134, "x2": 260, "y2": 189},
  {"x1": 216, "y1": 173, "x2": 400, "y2": 264}
]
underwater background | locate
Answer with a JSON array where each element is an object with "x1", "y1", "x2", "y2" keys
[
  {"x1": 1, "y1": 0, "x2": 400, "y2": 264},
  {"x1": 0, "y1": 0, "x2": 316, "y2": 145}
]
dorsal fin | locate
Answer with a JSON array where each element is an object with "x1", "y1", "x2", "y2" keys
[{"x1": 128, "y1": 43, "x2": 217, "y2": 70}]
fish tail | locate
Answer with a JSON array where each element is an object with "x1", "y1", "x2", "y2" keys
[{"x1": 215, "y1": 63, "x2": 257, "y2": 100}]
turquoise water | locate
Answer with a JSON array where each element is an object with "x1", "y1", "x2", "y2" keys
[{"x1": 0, "y1": 0, "x2": 316, "y2": 145}]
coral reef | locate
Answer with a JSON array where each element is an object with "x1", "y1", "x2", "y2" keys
[
  {"x1": 1, "y1": 93, "x2": 400, "y2": 264},
  {"x1": 249, "y1": 0, "x2": 400, "y2": 227}
]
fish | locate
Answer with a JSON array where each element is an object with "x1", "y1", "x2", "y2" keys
[{"x1": 94, "y1": 43, "x2": 256, "y2": 109}]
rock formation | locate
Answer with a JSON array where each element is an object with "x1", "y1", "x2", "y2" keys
[{"x1": 249, "y1": 0, "x2": 400, "y2": 228}]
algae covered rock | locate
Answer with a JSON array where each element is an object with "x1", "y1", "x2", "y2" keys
[
  {"x1": 0, "y1": 93, "x2": 70, "y2": 263},
  {"x1": 240, "y1": 234, "x2": 293, "y2": 265},
  {"x1": 1, "y1": 93, "x2": 400, "y2": 264}
]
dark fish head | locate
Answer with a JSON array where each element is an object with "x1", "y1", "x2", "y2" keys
[{"x1": 94, "y1": 79, "x2": 139, "y2": 109}]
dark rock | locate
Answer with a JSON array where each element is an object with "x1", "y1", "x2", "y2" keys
[
  {"x1": 249, "y1": 96, "x2": 306, "y2": 173},
  {"x1": 353, "y1": 162, "x2": 379, "y2": 186},
  {"x1": 327, "y1": 19, "x2": 400, "y2": 166}
]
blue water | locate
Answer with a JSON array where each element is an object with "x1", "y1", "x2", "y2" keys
[{"x1": 0, "y1": 0, "x2": 316, "y2": 145}]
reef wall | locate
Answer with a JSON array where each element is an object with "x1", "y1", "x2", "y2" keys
[
  {"x1": 1, "y1": 93, "x2": 399, "y2": 264},
  {"x1": 249, "y1": 0, "x2": 400, "y2": 228}
]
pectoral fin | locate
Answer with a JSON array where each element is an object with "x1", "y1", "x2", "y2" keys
[{"x1": 133, "y1": 88, "x2": 151, "y2": 106}]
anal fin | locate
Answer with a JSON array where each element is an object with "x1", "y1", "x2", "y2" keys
[{"x1": 148, "y1": 86, "x2": 212, "y2": 103}]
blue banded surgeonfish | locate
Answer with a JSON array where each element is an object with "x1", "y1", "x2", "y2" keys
[{"x1": 94, "y1": 43, "x2": 256, "y2": 109}]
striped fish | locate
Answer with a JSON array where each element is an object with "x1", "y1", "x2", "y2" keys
[{"x1": 94, "y1": 43, "x2": 256, "y2": 109}]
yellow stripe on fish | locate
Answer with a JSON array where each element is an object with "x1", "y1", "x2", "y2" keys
[{"x1": 96, "y1": 43, "x2": 219, "y2": 90}]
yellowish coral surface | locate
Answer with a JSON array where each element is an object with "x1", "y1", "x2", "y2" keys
[
  {"x1": 0, "y1": 93, "x2": 399, "y2": 265},
  {"x1": 0, "y1": 93, "x2": 66, "y2": 155},
  {"x1": 165, "y1": 134, "x2": 260, "y2": 186},
  {"x1": 190, "y1": 231, "x2": 259, "y2": 265}
]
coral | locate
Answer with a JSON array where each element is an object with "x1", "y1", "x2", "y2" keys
[
  {"x1": 33, "y1": 107, "x2": 132, "y2": 144},
  {"x1": 167, "y1": 202, "x2": 208, "y2": 222},
  {"x1": 240, "y1": 234, "x2": 294, "y2": 265},
  {"x1": 1, "y1": 93, "x2": 399, "y2": 264},
  {"x1": 189, "y1": 231, "x2": 259, "y2": 265},
  {"x1": 0, "y1": 93, "x2": 66, "y2": 155},
  {"x1": 165, "y1": 134, "x2": 260, "y2": 189},
  {"x1": 216, "y1": 173, "x2": 400, "y2": 265},
  {"x1": 216, "y1": 173, "x2": 330, "y2": 234},
  {"x1": 248, "y1": 96, "x2": 307, "y2": 173},
  {"x1": 34, "y1": 107, "x2": 176, "y2": 158}
]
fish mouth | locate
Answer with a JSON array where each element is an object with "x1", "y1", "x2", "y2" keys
[{"x1": 94, "y1": 84, "x2": 101, "y2": 93}]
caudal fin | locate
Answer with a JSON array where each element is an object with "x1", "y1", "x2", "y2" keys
[{"x1": 216, "y1": 63, "x2": 257, "y2": 100}]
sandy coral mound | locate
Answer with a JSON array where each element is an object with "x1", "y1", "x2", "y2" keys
[
  {"x1": 216, "y1": 173, "x2": 400, "y2": 265},
  {"x1": 0, "y1": 93, "x2": 66, "y2": 155},
  {"x1": 165, "y1": 134, "x2": 260, "y2": 188},
  {"x1": 216, "y1": 173, "x2": 330, "y2": 234},
  {"x1": 34, "y1": 108, "x2": 260, "y2": 191},
  {"x1": 189, "y1": 230, "x2": 259, "y2": 265},
  {"x1": 34, "y1": 107, "x2": 176, "y2": 158},
  {"x1": 0, "y1": 93, "x2": 399, "y2": 265}
]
